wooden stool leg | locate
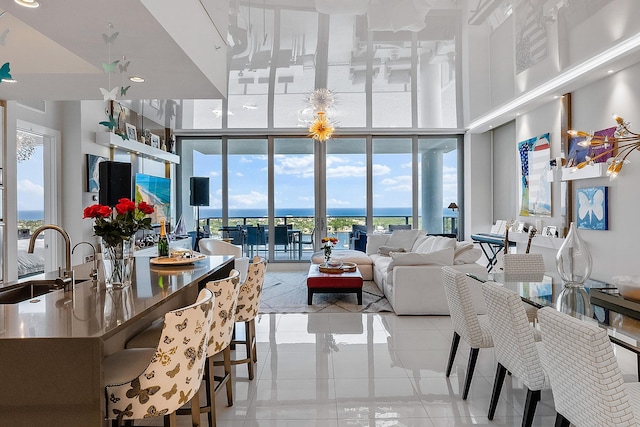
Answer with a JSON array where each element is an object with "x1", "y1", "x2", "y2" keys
[
  {"x1": 207, "y1": 357, "x2": 216, "y2": 427},
  {"x1": 246, "y1": 320, "x2": 255, "y2": 380},
  {"x1": 224, "y1": 345, "x2": 233, "y2": 406}
]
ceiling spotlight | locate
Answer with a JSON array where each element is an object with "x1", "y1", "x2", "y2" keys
[
  {"x1": 607, "y1": 69, "x2": 615, "y2": 74},
  {"x1": 15, "y1": 0, "x2": 39, "y2": 8},
  {"x1": 129, "y1": 76, "x2": 145, "y2": 83},
  {"x1": 1, "y1": 78, "x2": 17, "y2": 83}
]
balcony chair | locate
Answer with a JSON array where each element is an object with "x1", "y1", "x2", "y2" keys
[
  {"x1": 538, "y1": 307, "x2": 640, "y2": 427},
  {"x1": 481, "y1": 281, "x2": 548, "y2": 427},
  {"x1": 274, "y1": 224, "x2": 291, "y2": 256},
  {"x1": 126, "y1": 270, "x2": 241, "y2": 427},
  {"x1": 349, "y1": 224, "x2": 367, "y2": 252},
  {"x1": 441, "y1": 266, "x2": 494, "y2": 400},
  {"x1": 104, "y1": 288, "x2": 214, "y2": 426},
  {"x1": 199, "y1": 237, "x2": 249, "y2": 283},
  {"x1": 225, "y1": 256, "x2": 267, "y2": 380},
  {"x1": 245, "y1": 225, "x2": 267, "y2": 258}
]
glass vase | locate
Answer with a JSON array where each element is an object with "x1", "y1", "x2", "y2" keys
[
  {"x1": 100, "y1": 236, "x2": 135, "y2": 290},
  {"x1": 556, "y1": 285, "x2": 593, "y2": 318},
  {"x1": 555, "y1": 222, "x2": 592, "y2": 286}
]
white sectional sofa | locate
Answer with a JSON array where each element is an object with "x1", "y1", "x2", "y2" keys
[{"x1": 366, "y1": 230, "x2": 488, "y2": 315}]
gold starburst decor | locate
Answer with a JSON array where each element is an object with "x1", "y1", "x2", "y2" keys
[
  {"x1": 309, "y1": 111, "x2": 335, "y2": 142},
  {"x1": 568, "y1": 114, "x2": 640, "y2": 180}
]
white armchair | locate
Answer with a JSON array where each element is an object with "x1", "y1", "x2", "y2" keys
[{"x1": 199, "y1": 238, "x2": 249, "y2": 283}]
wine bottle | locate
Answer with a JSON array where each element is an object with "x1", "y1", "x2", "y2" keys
[{"x1": 158, "y1": 220, "x2": 169, "y2": 257}]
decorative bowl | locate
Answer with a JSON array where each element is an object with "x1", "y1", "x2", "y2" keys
[
  {"x1": 326, "y1": 259, "x2": 343, "y2": 268},
  {"x1": 612, "y1": 276, "x2": 640, "y2": 302}
]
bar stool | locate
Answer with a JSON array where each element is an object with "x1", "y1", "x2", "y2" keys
[
  {"x1": 126, "y1": 270, "x2": 241, "y2": 427},
  {"x1": 104, "y1": 287, "x2": 214, "y2": 426},
  {"x1": 228, "y1": 256, "x2": 267, "y2": 380}
]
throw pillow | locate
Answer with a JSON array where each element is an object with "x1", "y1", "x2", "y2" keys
[
  {"x1": 366, "y1": 233, "x2": 390, "y2": 255},
  {"x1": 453, "y1": 248, "x2": 482, "y2": 265},
  {"x1": 385, "y1": 229, "x2": 423, "y2": 251},
  {"x1": 388, "y1": 247, "x2": 454, "y2": 269},
  {"x1": 454, "y1": 241, "x2": 475, "y2": 256},
  {"x1": 378, "y1": 246, "x2": 406, "y2": 256},
  {"x1": 411, "y1": 234, "x2": 429, "y2": 252}
]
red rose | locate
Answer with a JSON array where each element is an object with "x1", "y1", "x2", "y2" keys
[
  {"x1": 137, "y1": 201, "x2": 155, "y2": 215},
  {"x1": 83, "y1": 204, "x2": 111, "y2": 218},
  {"x1": 115, "y1": 198, "x2": 136, "y2": 215}
]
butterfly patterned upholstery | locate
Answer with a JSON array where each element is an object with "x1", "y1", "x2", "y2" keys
[
  {"x1": 202, "y1": 269, "x2": 242, "y2": 427},
  {"x1": 104, "y1": 287, "x2": 214, "y2": 426},
  {"x1": 230, "y1": 256, "x2": 267, "y2": 380}
]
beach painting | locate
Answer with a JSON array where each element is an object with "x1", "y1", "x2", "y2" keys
[
  {"x1": 87, "y1": 154, "x2": 107, "y2": 192},
  {"x1": 135, "y1": 173, "x2": 170, "y2": 225}
]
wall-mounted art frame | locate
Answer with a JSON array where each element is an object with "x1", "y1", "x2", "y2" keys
[
  {"x1": 567, "y1": 126, "x2": 616, "y2": 167},
  {"x1": 150, "y1": 133, "x2": 160, "y2": 149},
  {"x1": 125, "y1": 123, "x2": 137, "y2": 141},
  {"x1": 577, "y1": 186, "x2": 608, "y2": 230},
  {"x1": 518, "y1": 132, "x2": 551, "y2": 217},
  {"x1": 87, "y1": 154, "x2": 107, "y2": 192}
]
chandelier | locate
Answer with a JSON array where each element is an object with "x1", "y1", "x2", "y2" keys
[
  {"x1": 568, "y1": 114, "x2": 640, "y2": 180},
  {"x1": 16, "y1": 131, "x2": 37, "y2": 162},
  {"x1": 307, "y1": 89, "x2": 336, "y2": 142}
]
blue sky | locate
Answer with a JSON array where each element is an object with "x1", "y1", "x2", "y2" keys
[{"x1": 194, "y1": 148, "x2": 458, "y2": 211}]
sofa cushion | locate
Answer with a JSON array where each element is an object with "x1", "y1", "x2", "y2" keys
[
  {"x1": 454, "y1": 241, "x2": 475, "y2": 256},
  {"x1": 388, "y1": 247, "x2": 454, "y2": 269},
  {"x1": 366, "y1": 233, "x2": 390, "y2": 255},
  {"x1": 415, "y1": 236, "x2": 456, "y2": 253},
  {"x1": 385, "y1": 248, "x2": 454, "y2": 284},
  {"x1": 385, "y1": 229, "x2": 423, "y2": 251},
  {"x1": 411, "y1": 234, "x2": 429, "y2": 252},
  {"x1": 454, "y1": 248, "x2": 482, "y2": 265},
  {"x1": 377, "y1": 246, "x2": 406, "y2": 256}
]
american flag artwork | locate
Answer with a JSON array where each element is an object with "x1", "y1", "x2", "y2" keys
[{"x1": 519, "y1": 133, "x2": 551, "y2": 217}]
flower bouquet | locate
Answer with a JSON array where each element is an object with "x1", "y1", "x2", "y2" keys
[
  {"x1": 84, "y1": 198, "x2": 154, "y2": 288},
  {"x1": 321, "y1": 237, "x2": 339, "y2": 265}
]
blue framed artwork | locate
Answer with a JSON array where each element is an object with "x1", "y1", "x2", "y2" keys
[
  {"x1": 577, "y1": 186, "x2": 608, "y2": 230},
  {"x1": 87, "y1": 154, "x2": 107, "y2": 192}
]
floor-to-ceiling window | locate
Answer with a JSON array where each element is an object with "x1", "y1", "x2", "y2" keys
[{"x1": 372, "y1": 137, "x2": 413, "y2": 232}]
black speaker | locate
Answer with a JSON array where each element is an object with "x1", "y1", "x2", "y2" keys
[
  {"x1": 99, "y1": 161, "x2": 132, "y2": 206},
  {"x1": 190, "y1": 177, "x2": 209, "y2": 206}
]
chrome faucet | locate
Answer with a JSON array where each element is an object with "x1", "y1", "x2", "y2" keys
[
  {"x1": 72, "y1": 241, "x2": 98, "y2": 280},
  {"x1": 28, "y1": 224, "x2": 72, "y2": 281}
]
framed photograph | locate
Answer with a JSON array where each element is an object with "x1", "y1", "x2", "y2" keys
[
  {"x1": 150, "y1": 134, "x2": 160, "y2": 149},
  {"x1": 517, "y1": 222, "x2": 526, "y2": 233},
  {"x1": 546, "y1": 226, "x2": 557, "y2": 237},
  {"x1": 577, "y1": 186, "x2": 608, "y2": 230},
  {"x1": 87, "y1": 154, "x2": 107, "y2": 192},
  {"x1": 125, "y1": 123, "x2": 137, "y2": 141}
]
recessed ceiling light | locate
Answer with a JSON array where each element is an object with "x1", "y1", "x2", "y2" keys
[
  {"x1": 129, "y1": 76, "x2": 145, "y2": 83},
  {"x1": 14, "y1": 0, "x2": 39, "y2": 8},
  {"x1": 2, "y1": 78, "x2": 17, "y2": 83},
  {"x1": 607, "y1": 69, "x2": 615, "y2": 74}
]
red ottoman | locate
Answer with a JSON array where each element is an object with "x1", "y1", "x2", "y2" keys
[{"x1": 307, "y1": 264, "x2": 363, "y2": 305}]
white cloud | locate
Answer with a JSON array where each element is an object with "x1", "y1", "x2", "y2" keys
[
  {"x1": 372, "y1": 164, "x2": 391, "y2": 176},
  {"x1": 209, "y1": 170, "x2": 220, "y2": 177},
  {"x1": 381, "y1": 175, "x2": 412, "y2": 191},
  {"x1": 327, "y1": 198, "x2": 350, "y2": 206},
  {"x1": 401, "y1": 161, "x2": 412, "y2": 169},
  {"x1": 17, "y1": 179, "x2": 44, "y2": 210},
  {"x1": 236, "y1": 172, "x2": 244, "y2": 177},
  {"x1": 229, "y1": 190, "x2": 267, "y2": 208},
  {"x1": 239, "y1": 156, "x2": 252, "y2": 163},
  {"x1": 273, "y1": 154, "x2": 314, "y2": 178},
  {"x1": 326, "y1": 165, "x2": 366, "y2": 178}
]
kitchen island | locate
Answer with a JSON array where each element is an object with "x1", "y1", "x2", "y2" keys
[{"x1": 0, "y1": 254, "x2": 234, "y2": 427}]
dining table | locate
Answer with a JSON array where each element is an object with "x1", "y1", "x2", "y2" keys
[
  {"x1": 0, "y1": 254, "x2": 235, "y2": 427},
  {"x1": 469, "y1": 272, "x2": 640, "y2": 379}
]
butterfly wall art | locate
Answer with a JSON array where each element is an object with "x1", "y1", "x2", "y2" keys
[{"x1": 576, "y1": 186, "x2": 608, "y2": 230}]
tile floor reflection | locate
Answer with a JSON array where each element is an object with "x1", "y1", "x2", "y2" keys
[{"x1": 146, "y1": 312, "x2": 638, "y2": 426}]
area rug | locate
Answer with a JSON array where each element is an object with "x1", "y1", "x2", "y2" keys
[{"x1": 259, "y1": 270, "x2": 393, "y2": 313}]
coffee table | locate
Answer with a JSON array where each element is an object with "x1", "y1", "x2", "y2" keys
[{"x1": 307, "y1": 264, "x2": 363, "y2": 305}]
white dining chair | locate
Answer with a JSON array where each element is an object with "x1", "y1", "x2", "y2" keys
[
  {"x1": 199, "y1": 237, "x2": 249, "y2": 283},
  {"x1": 538, "y1": 307, "x2": 640, "y2": 427},
  {"x1": 441, "y1": 266, "x2": 494, "y2": 400},
  {"x1": 481, "y1": 281, "x2": 549, "y2": 427}
]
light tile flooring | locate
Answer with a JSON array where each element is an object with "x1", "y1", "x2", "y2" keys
[{"x1": 154, "y1": 312, "x2": 638, "y2": 426}]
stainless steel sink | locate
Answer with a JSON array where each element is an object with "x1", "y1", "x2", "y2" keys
[{"x1": 0, "y1": 280, "x2": 64, "y2": 304}]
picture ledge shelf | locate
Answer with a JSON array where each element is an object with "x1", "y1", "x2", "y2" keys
[
  {"x1": 546, "y1": 163, "x2": 607, "y2": 182},
  {"x1": 509, "y1": 231, "x2": 564, "y2": 250},
  {"x1": 96, "y1": 132, "x2": 180, "y2": 164}
]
